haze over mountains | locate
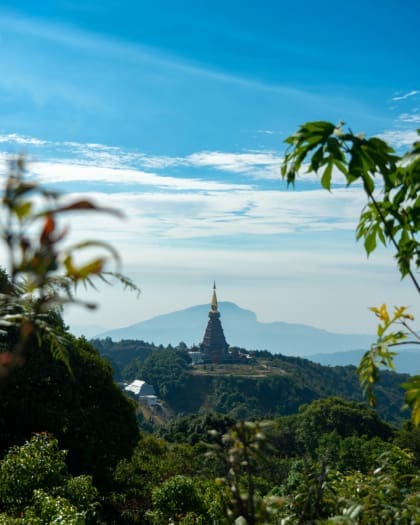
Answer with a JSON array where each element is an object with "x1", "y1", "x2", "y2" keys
[
  {"x1": 94, "y1": 301, "x2": 376, "y2": 357},
  {"x1": 310, "y1": 348, "x2": 420, "y2": 375}
]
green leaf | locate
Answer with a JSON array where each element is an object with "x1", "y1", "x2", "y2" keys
[
  {"x1": 376, "y1": 226, "x2": 386, "y2": 246},
  {"x1": 364, "y1": 230, "x2": 377, "y2": 255},
  {"x1": 402, "y1": 376, "x2": 420, "y2": 426},
  {"x1": 302, "y1": 121, "x2": 335, "y2": 134},
  {"x1": 332, "y1": 158, "x2": 348, "y2": 176},
  {"x1": 362, "y1": 174, "x2": 375, "y2": 195},
  {"x1": 14, "y1": 201, "x2": 32, "y2": 220},
  {"x1": 320, "y1": 162, "x2": 333, "y2": 191},
  {"x1": 326, "y1": 137, "x2": 345, "y2": 162},
  {"x1": 302, "y1": 133, "x2": 325, "y2": 146},
  {"x1": 309, "y1": 145, "x2": 325, "y2": 172}
]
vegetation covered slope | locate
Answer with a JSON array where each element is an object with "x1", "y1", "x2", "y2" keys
[
  {"x1": 92, "y1": 340, "x2": 409, "y2": 425},
  {"x1": 0, "y1": 331, "x2": 140, "y2": 487}
]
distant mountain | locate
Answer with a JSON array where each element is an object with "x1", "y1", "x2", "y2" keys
[
  {"x1": 97, "y1": 301, "x2": 374, "y2": 356},
  {"x1": 308, "y1": 348, "x2": 420, "y2": 375}
]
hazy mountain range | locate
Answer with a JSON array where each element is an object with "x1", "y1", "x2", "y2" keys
[
  {"x1": 309, "y1": 348, "x2": 420, "y2": 375},
  {"x1": 91, "y1": 301, "x2": 377, "y2": 357}
]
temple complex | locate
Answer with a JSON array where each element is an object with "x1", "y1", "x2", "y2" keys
[{"x1": 201, "y1": 282, "x2": 229, "y2": 363}]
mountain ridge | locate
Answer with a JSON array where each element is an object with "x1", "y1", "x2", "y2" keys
[
  {"x1": 97, "y1": 301, "x2": 375, "y2": 356},
  {"x1": 308, "y1": 347, "x2": 420, "y2": 374}
]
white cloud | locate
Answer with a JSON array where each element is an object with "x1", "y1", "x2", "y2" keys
[
  {"x1": 58, "y1": 183, "x2": 366, "y2": 248},
  {"x1": 379, "y1": 129, "x2": 418, "y2": 148},
  {"x1": 0, "y1": 134, "x2": 367, "y2": 245},
  {"x1": 59, "y1": 141, "x2": 183, "y2": 170},
  {"x1": 399, "y1": 113, "x2": 420, "y2": 124},
  {"x1": 30, "y1": 161, "x2": 252, "y2": 191},
  {"x1": 185, "y1": 150, "x2": 280, "y2": 176},
  {"x1": 0, "y1": 133, "x2": 283, "y2": 179},
  {"x1": 59, "y1": 144, "x2": 283, "y2": 179},
  {"x1": 0, "y1": 133, "x2": 352, "y2": 183},
  {"x1": 0, "y1": 133, "x2": 47, "y2": 146},
  {"x1": 391, "y1": 90, "x2": 419, "y2": 101}
]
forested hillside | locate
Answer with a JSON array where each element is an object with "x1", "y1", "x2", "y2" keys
[
  {"x1": 2, "y1": 332, "x2": 419, "y2": 523},
  {"x1": 92, "y1": 339, "x2": 409, "y2": 425}
]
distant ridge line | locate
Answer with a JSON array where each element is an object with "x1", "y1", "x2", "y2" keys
[{"x1": 95, "y1": 301, "x2": 375, "y2": 357}]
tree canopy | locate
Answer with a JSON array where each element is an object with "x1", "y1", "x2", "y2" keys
[
  {"x1": 282, "y1": 121, "x2": 419, "y2": 291},
  {"x1": 0, "y1": 330, "x2": 140, "y2": 486}
]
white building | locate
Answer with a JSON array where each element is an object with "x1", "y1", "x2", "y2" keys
[{"x1": 124, "y1": 379, "x2": 158, "y2": 406}]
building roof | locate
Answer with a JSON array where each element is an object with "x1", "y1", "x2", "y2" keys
[{"x1": 124, "y1": 379, "x2": 156, "y2": 397}]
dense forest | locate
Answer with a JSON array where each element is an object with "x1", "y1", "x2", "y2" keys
[{"x1": 1, "y1": 328, "x2": 420, "y2": 523}]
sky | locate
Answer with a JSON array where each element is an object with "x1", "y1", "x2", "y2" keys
[{"x1": 0, "y1": 0, "x2": 419, "y2": 336}]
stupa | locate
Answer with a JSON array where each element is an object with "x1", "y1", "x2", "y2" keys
[{"x1": 201, "y1": 282, "x2": 229, "y2": 363}]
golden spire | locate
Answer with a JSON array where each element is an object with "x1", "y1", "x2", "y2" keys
[{"x1": 211, "y1": 281, "x2": 218, "y2": 312}]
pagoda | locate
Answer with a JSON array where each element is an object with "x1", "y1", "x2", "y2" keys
[{"x1": 201, "y1": 282, "x2": 229, "y2": 363}]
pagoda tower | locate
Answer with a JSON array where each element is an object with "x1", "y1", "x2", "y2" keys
[{"x1": 201, "y1": 282, "x2": 229, "y2": 363}]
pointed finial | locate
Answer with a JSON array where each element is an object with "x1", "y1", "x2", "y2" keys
[{"x1": 211, "y1": 281, "x2": 218, "y2": 312}]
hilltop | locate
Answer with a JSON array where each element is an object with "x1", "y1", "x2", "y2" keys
[{"x1": 91, "y1": 339, "x2": 409, "y2": 426}]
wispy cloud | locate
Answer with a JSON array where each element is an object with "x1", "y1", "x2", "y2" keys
[
  {"x1": 398, "y1": 112, "x2": 420, "y2": 124},
  {"x1": 0, "y1": 133, "x2": 47, "y2": 146},
  {"x1": 0, "y1": 130, "x2": 372, "y2": 247},
  {"x1": 0, "y1": 133, "x2": 284, "y2": 180},
  {"x1": 378, "y1": 129, "x2": 418, "y2": 148},
  {"x1": 185, "y1": 150, "x2": 280, "y2": 178},
  {"x1": 391, "y1": 90, "x2": 419, "y2": 101},
  {"x1": 256, "y1": 130, "x2": 275, "y2": 135},
  {"x1": 0, "y1": 8, "x2": 317, "y2": 101},
  {"x1": 30, "y1": 161, "x2": 252, "y2": 192},
  {"x1": 38, "y1": 178, "x2": 366, "y2": 244}
]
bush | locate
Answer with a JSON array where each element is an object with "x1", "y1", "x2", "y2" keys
[
  {"x1": 148, "y1": 475, "x2": 207, "y2": 524},
  {"x1": 0, "y1": 434, "x2": 67, "y2": 511},
  {"x1": 0, "y1": 434, "x2": 99, "y2": 522}
]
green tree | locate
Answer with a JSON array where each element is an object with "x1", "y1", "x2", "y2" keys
[
  {"x1": 0, "y1": 333, "x2": 140, "y2": 486},
  {"x1": 0, "y1": 434, "x2": 67, "y2": 511},
  {"x1": 112, "y1": 434, "x2": 195, "y2": 523},
  {"x1": 282, "y1": 122, "x2": 419, "y2": 290},
  {"x1": 147, "y1": 475, "x2": 208, "y2": 524},
  {"x1": 139, "y1": 348, "x2": 192, "y2": 408},
  {"x1": 210, "y1": 421, "x2": 284, "y2": 525},
  {"x1": 282, "y1": 122, "x2": 420, "y2": 422},
  {"x1": 0, "y1": 158, "x2": 141, "y2": 489},
  {"x1": 0, "y1": 434, "x2": 98, "y2": 522},
  {"x1": 159, "y1": 412, "x2": 235, "y2": 445},
  {"x1": 294, "y1": 397, "x2": 394, "y2": 455},
  {"x1": 272, "y1": 445, "x2": 420, "y2": 524}
]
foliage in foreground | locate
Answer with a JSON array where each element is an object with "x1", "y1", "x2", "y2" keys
[
  {"x1": 0, "y1": 394, "x2": 418, "y2": 523},
  {"x1": 282, "y1": 122, "x2": 420, "y2": 424},
  {"x1": 0, "y1": 157, "x2": 139, "y2": 380},
  {"x1": 0, "y1": 328, "x2": 140, "y2": 486},
  {"x1": 0, "y1": 434, "x2": 98, "y2": 523}
]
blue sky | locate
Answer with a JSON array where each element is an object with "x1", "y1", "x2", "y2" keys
[{"x1": 0, "y1": 1, "x2": 419, "y2": 336}]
